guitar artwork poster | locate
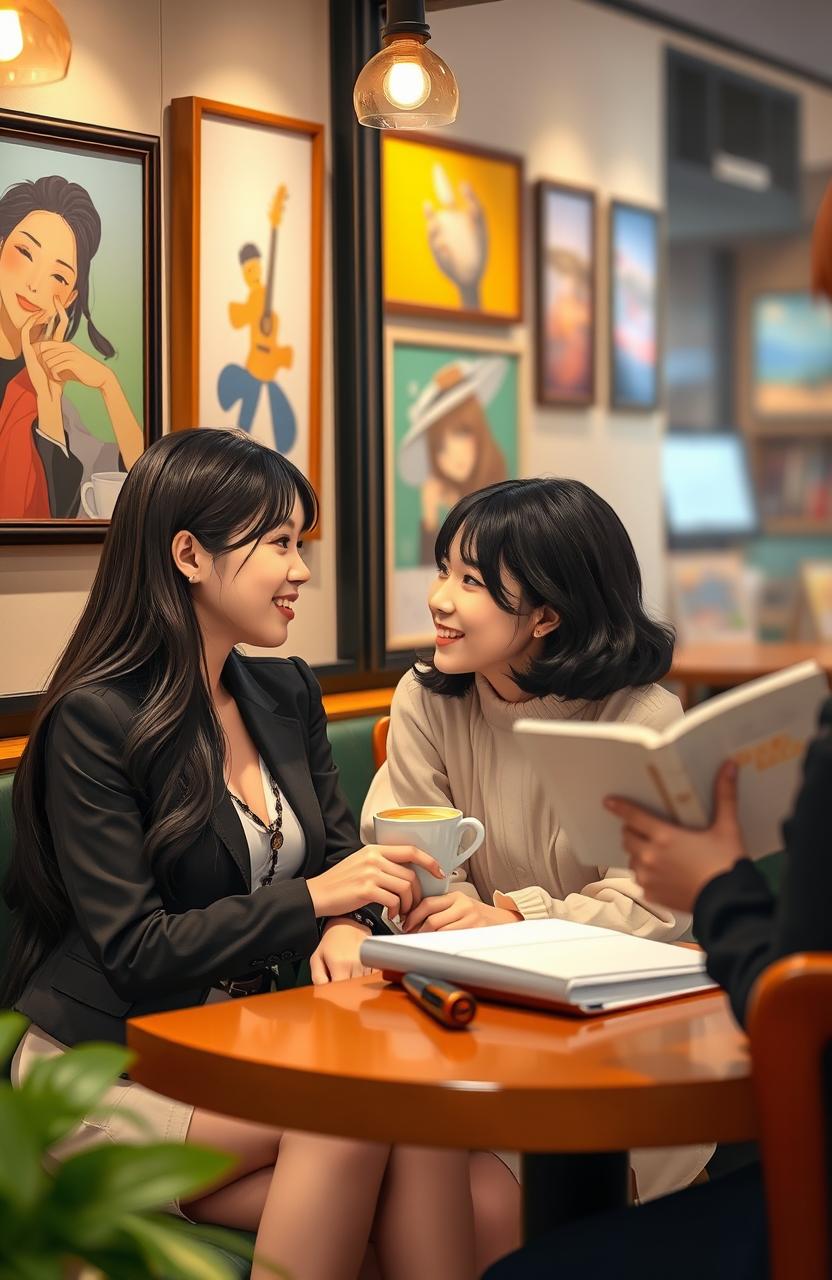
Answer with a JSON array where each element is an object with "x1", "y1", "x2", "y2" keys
[{"x1": 171, "y1": 99, "x2": 323, "y2": 521}]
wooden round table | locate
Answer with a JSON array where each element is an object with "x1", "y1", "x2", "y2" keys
[{"x1": 128, "y1": 977, "x2": 755, "y2": 1240}]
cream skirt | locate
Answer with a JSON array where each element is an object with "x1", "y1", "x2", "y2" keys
[{"x1": 11, "y1": 1024, "x2": 196, "y2": 1219}]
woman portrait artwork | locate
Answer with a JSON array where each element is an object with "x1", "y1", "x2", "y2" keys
[
  {"x1": 386, "y1": 332, "x2": 522, "y2": 650},
  {"x1": 398, "y1": 356, "x2": 509, "y2": 565},
  {"x1": 0, "y1": 175, "x2": 145, "y2": 521}
]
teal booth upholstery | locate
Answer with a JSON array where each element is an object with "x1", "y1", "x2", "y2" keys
[{"x1": 0, "y1": 714, "x2": 383, "y2": 1279}]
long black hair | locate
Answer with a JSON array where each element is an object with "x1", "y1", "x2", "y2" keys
[
  {"x1": 415, "y1": 477, "x2": 674, "y2": 701},
  {"x1": 2, "y1": 429, "x2": 318, "y2": 1006},
  {"x1": 0, "y1": 175, "x2": 114, "y2": 357}
]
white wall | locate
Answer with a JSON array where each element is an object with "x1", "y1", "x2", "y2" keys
[
  {"x1": 426, "y1": 0, "x2": 832, "y2": 616},
  {"x1": 3, "y1": 0, "x2": 832, "y2": 695},
  {"x1": 0, "y1": 0, "x2": 337, "y2": 696}
]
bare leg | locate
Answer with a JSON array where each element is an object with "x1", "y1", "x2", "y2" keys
[
  {"x1": 469, "y1": 1153, "x2": 522, "y2": 1274},
  {"x1": 183, "y1": 1109, "x2": 390, "y2": 1280},
  {"x1": 372, "y1": 1147, "x2": 477, "y2": 1280}
]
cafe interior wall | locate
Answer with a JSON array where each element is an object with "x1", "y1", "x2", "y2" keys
[
  {"x1": 3, "y1": 0, "x2": 832, "y2": 697},
  {"x1": 0, "y1": 0, "x2": 338, "y2": 698},
  {"x1": 417, "y1": 0, "x2": 832, "y2": 618}
]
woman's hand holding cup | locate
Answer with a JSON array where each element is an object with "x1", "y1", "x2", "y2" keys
[{"x1": 306, "y1": 844, "x2": 445, "y2": 920}]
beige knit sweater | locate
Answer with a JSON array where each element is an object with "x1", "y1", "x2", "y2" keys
[
  {"x1": 361, "y1": 669, "x2": 691, "y2": 940},
  {"x1": 360, "y1": 669, "x2": 712, "y2": 1200}
]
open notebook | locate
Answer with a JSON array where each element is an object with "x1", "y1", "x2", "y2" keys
[{"x1": 361, "y1": 919, "x2": 716, "y2": 1016}]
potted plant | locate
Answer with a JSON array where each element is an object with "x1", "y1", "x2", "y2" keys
[{"x1": 0, "y1": 1010, "x2": 283, "y2": 1279}]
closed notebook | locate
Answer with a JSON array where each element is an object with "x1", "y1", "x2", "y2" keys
[
  {"x1": 361, "y1": 919, "x2": 716, "y2": 1016},
  {"x1": 513, "y1": 660, "x2": 827, "y2": 866}
]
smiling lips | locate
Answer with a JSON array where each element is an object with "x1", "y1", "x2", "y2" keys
[
  {"x1": 274, "y1": 593, "x2": 298, "y2": 621},
  {"x1": 16, "y1": 294, "x2": 41, "y2": 314},
  {"x1": 435, "y1": 623, "x2": 465, "y2": 647}
]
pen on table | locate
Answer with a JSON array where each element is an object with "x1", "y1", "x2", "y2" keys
[{"x1": 402, "y1": 972, "x2": 477, "y2": 1029}]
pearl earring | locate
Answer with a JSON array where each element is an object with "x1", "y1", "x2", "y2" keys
[
  {"x1": 534, "y1": 628, "x2": 543, "y2": 638},
  {"x1": 189, "y1": 574, "x2": 198, "y2": 584}
]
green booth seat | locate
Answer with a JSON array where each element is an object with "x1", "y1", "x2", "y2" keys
[{"x1": 0, "y1": 714, "x2": 384, "y2": 1280}]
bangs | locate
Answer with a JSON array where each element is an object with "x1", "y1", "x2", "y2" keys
[
  {"x1": 225, "y1": 448, "x2": 319, "y2": 554},
  {"x1": 435, "y1": 493, "x2": 525, "y2": 615}
]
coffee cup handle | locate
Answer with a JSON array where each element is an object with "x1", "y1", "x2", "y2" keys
[
  {"x1": 80, "y1": 482, "x2": 98, "y2": 518},
  {"x1": 453, "y1": 817, "x2": 485, "y2": 868}
]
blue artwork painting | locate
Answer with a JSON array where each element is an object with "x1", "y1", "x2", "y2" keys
[{"x1": 611, "y1": 203, "x2": 659, "y2": 409}]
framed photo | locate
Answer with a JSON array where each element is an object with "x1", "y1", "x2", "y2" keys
[
  {"x1": 535, "y1": 180, "x2": 596, "y2": 406},
  {"x1": 668, "y1": 552, "x2": 760, "y2": 646},
  {"x1": 382, "y1": 134, "x2": 523, "y2": 325},
  {"x1": 609, "y1": 200, "x2": 661, "y2": 411},
  {"x1": 170, "y1": 97, "x2": 323, "y2": 530},
  {"x1": 385, "y1": 327, "x2": 525, "y2": 652},
  {"x1": 0, "y1": 109, "x2": 161, "y2": 544},
  {"x1": 793, "y1": 561, "x2": 832, "y2": 642},
  {"x1": 752, "y1": 291, "x2": 832, "y2": 418}
]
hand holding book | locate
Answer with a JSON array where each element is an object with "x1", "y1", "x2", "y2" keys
[{"x1": 604, "y1": 759, "x2": 747, "y2": 913}]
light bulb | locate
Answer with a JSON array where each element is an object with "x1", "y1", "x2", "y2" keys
[
  {"x1": 0, "y1": 9, "x2": 24, "y2": 61},
  {"x1": 383, "y1": 59, "x2": 430, "y2": 110}
]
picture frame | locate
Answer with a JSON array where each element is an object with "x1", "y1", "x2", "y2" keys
[
  {"x1": 382, "y1": 133, "x2": 523, "y2": 326},
  {"x1": 170, "y1": 97, "x2": 324, "y2": 532},
  {"x1": 793, "y1": 561, "x2": 832, "y2": 642},
  {"x1": 609, "y1": 199, "x2": 661, "y2": 412},
  {"x1": 385, "y1": 326, "x2": 526, "y2": 653},
  {"x1": 535, "y1": 180, "x2": 596, "y2": 406},
  {"x1": 752, "y1": 291, "x2": 832, "y2": 419},
  {"x1": 0, "y1": 107, "x2": 161, "y2": 545},
  {"x1": 668, "y1": 552, "x2": 760, "y2": 646}
]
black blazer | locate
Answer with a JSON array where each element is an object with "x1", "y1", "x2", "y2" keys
[
  {"x1": 693, "y1": 694, "x2": 832, "y2": 1026},
  {"x1": 16, "y1": 652, "x2": 380, "y2": 1047}
]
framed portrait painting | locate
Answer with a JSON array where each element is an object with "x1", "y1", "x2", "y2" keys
[
  {"x1": 170, "y1": 97, "x2": 323, "y2": 529},
  {"x1": 536, "y1": 180, "x2": 596, "y2": 406},
  {"x1": 609, "y1": 200, "x2": 661, "y2": 411},
  {"x1": 0, "y1": 109, "x2": 161, "y2": 544},
  {"x1": 385, "y1": 327, "x2": 525, "y2": 652},
  {"x1": 382, "y1": 134, "x2": 523, "y2": 325}
]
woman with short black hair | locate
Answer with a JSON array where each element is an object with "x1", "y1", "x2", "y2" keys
[{"x1": 362, "y1": 475, "x2": 710, "y2": 1201}]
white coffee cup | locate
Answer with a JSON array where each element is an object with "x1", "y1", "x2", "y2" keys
[
  {"x1": 373, "y1": 805, "x2": 485, "y2": 898},
  {"x1": 80, "y1": 471, "x2": 127, "y2": 519}
]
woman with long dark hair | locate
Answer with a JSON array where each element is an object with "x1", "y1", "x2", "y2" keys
[
  {"x1": 362, "y1": 476, "x2": 710, "y2": 1202},
  {"x1": 3, "y1": 428, "x2": 509, "y2": 1280},
  {"x1": 0, "y1": 174, "x2": 143, "y2": 517}
]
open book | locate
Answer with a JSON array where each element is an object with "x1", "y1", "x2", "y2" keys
[
  {"x1": 513, "y1": 660, "x2": 827, "y2": 866},
  {"x1": 361, "y1": 919, "x2": 716, "y2": 1016}
]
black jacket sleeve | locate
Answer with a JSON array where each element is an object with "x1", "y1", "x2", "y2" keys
[
  {"x1": 694, "y1": 696, "x2": 832, "y2": 1027},
  {"x1": 45, "y1": 686, "x2": 321, "y2": 1001}
]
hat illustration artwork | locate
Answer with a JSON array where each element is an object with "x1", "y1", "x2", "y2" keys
[{"x1": 397, "y1": 356, "x2": 508, "y2": 487}]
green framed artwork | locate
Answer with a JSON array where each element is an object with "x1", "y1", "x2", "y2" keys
[
  {"x1": 0, "y1": 109, "x2": 161, "y2": 544},
  {"x1": 385, "y1": 327, "x2": 524, "y2": 652}
]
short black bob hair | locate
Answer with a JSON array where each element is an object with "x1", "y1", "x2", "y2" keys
[{"x1": 414, "y1": 477, "x2": 675, "y2": 701}]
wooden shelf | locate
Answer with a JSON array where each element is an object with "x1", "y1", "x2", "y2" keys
[
  {"x1": 763, "y1": 516, "x2": 832, "y2": 535},
  {"x1": 752, "y1": 421, "x2": 832, "y2": 439}
]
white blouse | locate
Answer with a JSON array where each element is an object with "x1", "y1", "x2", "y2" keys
[{"x1": 229, "y1": 755, "x2": 306, "y2": 890}]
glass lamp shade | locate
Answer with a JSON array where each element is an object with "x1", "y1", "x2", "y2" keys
[
  {"x1": 0, "y1": 1, "x2": 71, "y2": 86},
  {"x1": 354, "y1": 35, "x2": 458, "y2": 129}
]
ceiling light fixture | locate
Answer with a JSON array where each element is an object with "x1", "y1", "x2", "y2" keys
[
  {"x1": 354, "y1": 0, "x2": 459, "y2": 130},
  {"x1": 0, "y1": 1, "x2": 71, "y2": 87}
]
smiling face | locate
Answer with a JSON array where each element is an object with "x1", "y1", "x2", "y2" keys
[
  {"x1": 428, "y1": 531, "x2": 541, "y2": 686},
  {"x1": 0, "y1": 210, "x2": 78, "y2": 333},
  {"x1": 188, "y1": 495, "x2": 312, "y2": 651}
]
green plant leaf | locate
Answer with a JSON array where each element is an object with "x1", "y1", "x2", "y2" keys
[
  {"x1": 117, "y1": 1212, "x2": 242, "y2": 1279},
  {"x1": 0, "y1": 1010, "x2": 28, "y2": 1072},
  {"x1": 0, "y1": 1084, "x2": 46, "y2": 1211},
  {"x1": 18, "y1": 1043, "x2": 133, "y2": 1148},
  {"x1": 51, "y1": 1143, "x2": 234, "y2": 1222},
  {"x1": 0, "y1": 1257, "x2": 63, "y2": 1280}
]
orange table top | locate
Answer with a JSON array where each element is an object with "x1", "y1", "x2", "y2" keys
[
  {"x1": 670, "y1": 642, "x2": 832, "y2": 688},
  {"x1": 127, "y1": 977, "x2": 755, "y2": 1153}
]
